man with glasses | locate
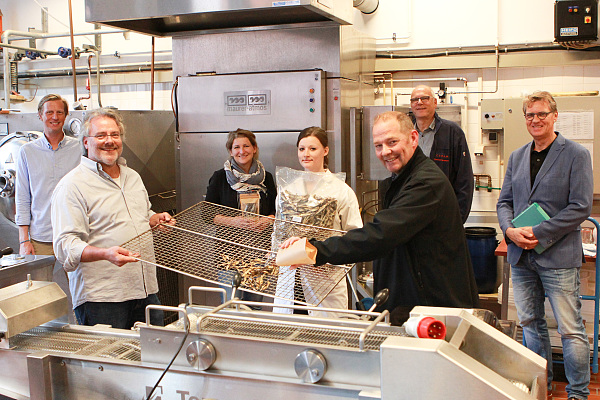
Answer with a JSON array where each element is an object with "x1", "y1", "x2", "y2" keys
[
  {"x1": 15, "y1": 94, "x2": 81, "y2": 256},
  {"x1": 410, "y1": 85, "x2": 473, "y2": 223},
  {"x1": 497, "y1": 91, "x2": 592, "y2": 400},
  {"x1": 51, "y1": 108, "x2": 174, "y2": 329}
]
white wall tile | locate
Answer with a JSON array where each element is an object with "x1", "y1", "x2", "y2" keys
[
  {"x1": 542, "y1": 66, "x2": 564, "y2": 79},
  {"x1": 499, "y1": 67, "x2": 524, "y2": 83}
]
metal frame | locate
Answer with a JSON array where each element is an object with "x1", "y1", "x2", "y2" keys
[{"x1": 583, "y1": 216, "x2": 599, "y2": 373}]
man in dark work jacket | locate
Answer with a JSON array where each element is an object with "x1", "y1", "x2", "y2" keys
[
  {"x1": 281, "y1": 111, "x2": 479, "y2": 325},
  {"x1": 410, "y1": 85, "x2": 474, "y2": 223}
]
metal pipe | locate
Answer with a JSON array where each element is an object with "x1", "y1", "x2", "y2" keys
[
  {"x1": 3, "y1": 46, "x2": 11, "y2": 109},
  {"x1": 447, "y1": 45, "x2": 499, "y2": 95},
  {"x1": 0, "y1": 42, "x2": 58, "y2": 55},
  {"x1": 151, "y1": 36, "x2": 155, "y2": 110},
  {"x1": 377, "y1": 43, "x2": 563, "y2": 58},
  {"x1": 474, "y1": 174, "x2": 494, "y2": 192},
  {"x1": 78, "y1": 54, "x2": 93, "y2": 103},
  {"x1": 0, "y1": 27, "x2": 128, "y2": 108},
  {"x1": 68, "y1": 0, "x2": 77, "y2": 101},
  {"x1": 359, "y1": 310, "x2": 389, "y2": 351},
  {"x1": 5, "y1": 28, "x2": 129, "y2": 42},
  {"x1": 95, "y1": 50, "x2": 102, "y2": 107},
  {"x1": 378, "y1": 73, "x2": 393, "y2": 105},
  {"x1": 390, "y1": 73, "x2": 394, "y2": 106},
  {"x1": 10, "y1": 61, "x2": 172, "y2": 78},
  {"x1": 2, "y1": 29, "x2": 48, "y2": 42},
  {"x1": 375, "y1": 75, "x2": 468, "y2": 84}
]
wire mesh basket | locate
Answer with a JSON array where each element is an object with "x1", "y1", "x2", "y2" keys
[{"x1": 121, "y1": 201, "x2": 354, "y2": 306}]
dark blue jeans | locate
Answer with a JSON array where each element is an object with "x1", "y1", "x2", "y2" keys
[{"x1": 74, "y1": 294, "x2": 164, "y2": 329}]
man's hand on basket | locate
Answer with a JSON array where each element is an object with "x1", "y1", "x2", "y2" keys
[
  {"x1": 150, "y1": 212, "x2": 176, "y2": 228},
  {"x1": 279, "y1": 236, "x2": 306, "y2": 270}
]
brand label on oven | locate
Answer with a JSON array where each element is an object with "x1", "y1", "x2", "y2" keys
[{"x1": 224, "y1": 90, "x2": 271, "y2": 115}]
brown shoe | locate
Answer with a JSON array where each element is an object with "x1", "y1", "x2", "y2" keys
[{"x1": 547, "y1": 390, "x2": 552, "y2": 399}]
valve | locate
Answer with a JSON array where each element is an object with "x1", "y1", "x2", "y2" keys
[
  {"x1": 58, "y1": 47, "x2": 72, "y2": 58},
  {"x1": 25, "y1": 51, "x2": 41, "y2": 60}
]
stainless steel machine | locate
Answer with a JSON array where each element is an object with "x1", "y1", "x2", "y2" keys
[
  {"x1": 0, "y1": 278, "x2": 547, "y2": 400},
  {"x1": 0, "y1": 131, "x2": 40, "y2": 224},
  {"x1": 176, "y1": 70, "x2": 328, "y2": 210},
  {"x1": 0, "y1": 111, "x2": 176, "y2": 252},
  {"x1": 170, "y1": 24, "x2": 375, "y2": 212},
  {"x1": 0, "y1": 255, "x2": 55, "y2": 288}
]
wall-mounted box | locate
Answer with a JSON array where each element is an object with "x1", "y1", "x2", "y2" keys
[
  {"x1": 481, "y1": 99, "x2": 505, "y2": 131},
  {"x1": 555, "y1": 0, "x2": 598, "y2": 42}
]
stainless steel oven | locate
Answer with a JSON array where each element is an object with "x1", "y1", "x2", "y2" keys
[{"x1": 176, "y1": 70, "x2": 327, "y2": 210}]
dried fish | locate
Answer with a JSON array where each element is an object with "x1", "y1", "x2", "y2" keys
[
  {"x1": 218, "y1": 255, "x2": 278, "y2": 292},
  {"x1": 273, "y1": 190, "x2": 338, "y2": 249}
]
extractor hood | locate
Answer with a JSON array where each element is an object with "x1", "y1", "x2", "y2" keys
[{"x1": 85, "y1": 0, "x2": 354, "y2": 37}]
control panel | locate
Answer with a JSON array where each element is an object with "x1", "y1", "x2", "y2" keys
[
  {"x1": 481, "y1": 99, "x2": 505, "y2": 131},
  {"x1": 555, "y1": 0, "x2": 598, "y2": 42}
]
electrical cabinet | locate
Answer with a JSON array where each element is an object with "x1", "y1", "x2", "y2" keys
[{"x1": 554, "y1": 0, "x2": 598, "y2": 42}]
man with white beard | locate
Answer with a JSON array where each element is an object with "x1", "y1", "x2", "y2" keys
[{"x1": 51, "y1": 108, "x2": 174, "y2": 329}]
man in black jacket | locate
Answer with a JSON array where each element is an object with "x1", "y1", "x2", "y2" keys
[
  {"x1": 410, "y1": 85, "x2": 474, "y2": 223},
  {"x1": 282, "y1": 111, "x2": 479, "y2": 324}
]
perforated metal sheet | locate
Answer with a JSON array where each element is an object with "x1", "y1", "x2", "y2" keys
[
  {"x1": 122, "y1": 201, "x2": 353, "y2": 306},
  {"x1": 169, "y1": 313, "x2": 406, "y2": 351},
  {"x1": 9, "y1": 327, "x2": 141, "y2": 361}
]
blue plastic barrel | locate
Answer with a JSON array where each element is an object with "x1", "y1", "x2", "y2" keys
[{"x1": 465, "y1": 227, "x2": 498, "y2": 294}]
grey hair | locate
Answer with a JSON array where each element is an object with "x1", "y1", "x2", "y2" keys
[{"x1": 80, "y1": 108, "x2": 125, "y2": 156}]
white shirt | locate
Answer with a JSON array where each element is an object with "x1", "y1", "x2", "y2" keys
[
  {"x1": 273, "y1": 168, "x2": 363, "y2": 317},
  {"x1": 51, "y1": 156, "x2": 157, "y2": 309},
  {"x1": 15, "y1": 134, "x2": 81, "y2": 241}
]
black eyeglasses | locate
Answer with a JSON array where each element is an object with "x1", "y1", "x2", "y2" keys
[
  {"x1": 524, "y1": 111, "x2": 553, "y2": 121},
  {"x1": 410, "y1": 96, "x2": 431, "y2": 104}
]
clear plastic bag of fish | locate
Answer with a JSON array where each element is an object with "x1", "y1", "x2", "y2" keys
[{"x1": 272, "y1": 166, "x2": 342, "y2": 250}]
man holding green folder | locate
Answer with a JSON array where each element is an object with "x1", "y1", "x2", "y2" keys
[{"x1": 497, "y1": 91, "x2": 593, "y2": 400}]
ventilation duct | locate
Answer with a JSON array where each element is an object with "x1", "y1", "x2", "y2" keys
[
  {"x1": 353, "y1": 0, "x2": 379, "y2": 14},
  {"x1": 85, "y1": 0, "x2": 354, "y2": 36}
]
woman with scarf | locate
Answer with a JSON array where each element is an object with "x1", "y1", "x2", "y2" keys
[
  {"x1": 206, "y1": 129, "x2": 276, "y2": 305},
  {"x1": 206, "y1": 128, "x2": 276, "y2": 219}
]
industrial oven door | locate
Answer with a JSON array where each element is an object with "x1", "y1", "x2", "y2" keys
[
  {"x1": 176, "y1": 70, "x2": 326, "y2": 210},
  {"x1": 177, "y1": 70, "x2": 326, "y2": 133}
]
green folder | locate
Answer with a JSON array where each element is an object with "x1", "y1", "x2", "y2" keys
[{"x1": 511, "y1": 202, "x2": 551, "y2": 254}]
